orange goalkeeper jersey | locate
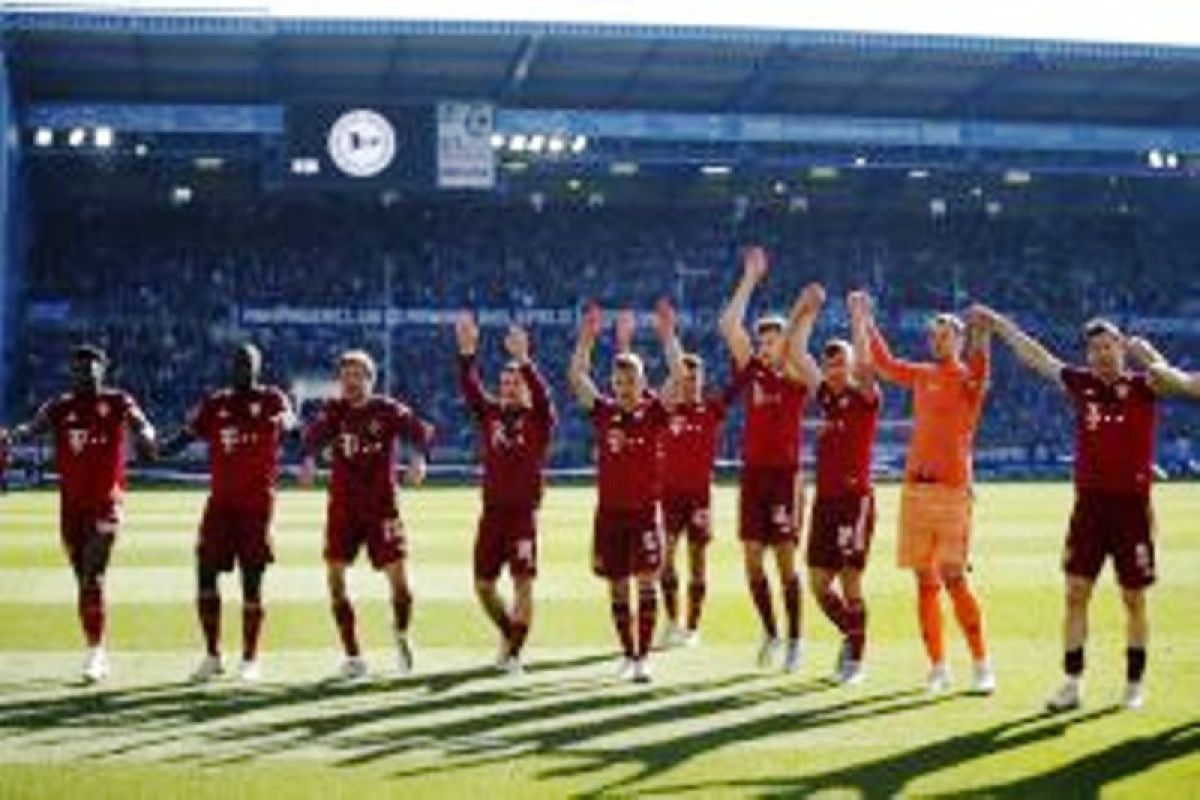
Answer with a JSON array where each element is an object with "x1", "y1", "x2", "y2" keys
[{"x1": 869, "y1": 326, "x2": 989, "y2": 488}]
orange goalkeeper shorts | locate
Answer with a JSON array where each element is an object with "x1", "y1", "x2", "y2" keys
[{"x1": 897, "y1": 483, "x2": 973, "y2": 570}]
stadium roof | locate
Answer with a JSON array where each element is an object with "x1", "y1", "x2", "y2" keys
[{"x1": 6, "y1": 11, "x2": 1200, "y2": 124}]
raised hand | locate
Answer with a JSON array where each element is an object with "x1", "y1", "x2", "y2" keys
[
  {"x1": 966, "y1": 304, "x2": 1002, "y2": 332},
  {"x1": 580, "y1": 302, "x2": 603, "y2": 342},
  {"x1": 797, "y1": 282, "x2": 827, "y2": 314},
  {"x1": 615, "y1": 308, "x2": 636, "y2": 353},
  {"x1": 1125, "y1": 335, "x2": 1163, "y2": 366},
  {"x1": 652, "y1": 297, "x2": 678, "y2": 341},
  {"x1": 504, "y1": 324, "x2": 531, "y2": 364},
  {"x1": 847, "y1": 290, "x2": 874, "y2": 322},
  {"x1": 455, "y1": 311, "x2": 480, "y2": 356},
  {"x1": 742, "y1": 245, "x2": 768, "y2": 284}
]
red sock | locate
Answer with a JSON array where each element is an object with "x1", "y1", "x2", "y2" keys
[
  {"x1": 332, "y1": 599, "x2": 361, "y2": 657},
  {"x1": 197, "y1": 591, "x2": 221, "y2": 657},
  {"x1": 946, "y1": 579, "x2": 987, "y2": 661},
  {"x1": 636, "y1": 584, "x2": 657, "y2": 659},
  {"x1": 783, "y1": 576, "x2": 802, "y2": 641},
  {"x1": 509, "y1": 620, "x2": 529, "y2": 657},
  {"x1": 79, "y1": 585, "x2": 106, "y2": 647},
  {"x1": 846, "y1": 599, "x2": 867, "y2": 662},
  {"x1": 242, "y1": 602, "x2": 264, "y2": 662},
  {"x1": 918, "y1": 583, "x2": 945, "y2": 665},
  {"x1": 686, "y1": 580, "x2": 707, "y2": 631},
  {"x1": 660, "y1": 569, "x2": 680, "y2": 624},
  {"x1": 611, "y1": 599, "x2": 634, "y2": 658},
  {"x1": 817, "y1": 588, "x2": 850, "y2": 634},
  {"x1": 749, "y1": 576, "x2": 778, "y2": 638},
  {"x1": 392, "y1": 592, "x2": 413, "y2": 635}
]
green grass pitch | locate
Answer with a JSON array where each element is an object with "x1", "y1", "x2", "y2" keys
[{"x1": 0, "y1": 483, "x2": 1197, "y2": 799}]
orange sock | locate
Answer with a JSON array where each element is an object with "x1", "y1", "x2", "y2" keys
[
  {"x1": 918, "y1": 583, "x2": 945, "y2": 665},
  {"x1": 946, "y1": 578, "x2": 987, "y2": 661}
]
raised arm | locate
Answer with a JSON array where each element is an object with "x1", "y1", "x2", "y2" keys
[
  {"x1": 847, "y1": 291, "x2": 879, "y2": 394},
  {"x1": 964, "y1": 310, "x2": 993, "y2": 393},
  {"x1": 505, "y1": 323, "x2": 556, "y2": 425},
  {"x1": 568, "y1": 303, "x2": 603, "y2": 411},
  {"x1": 719, "y1": 246, "x2": 767, "y2": 370},
  {"x1": 455, "y1": 311, "x2": 493, "y2": 417},
  {"x1": 651, "y1": 297, "x2": 685, "y2": 401},
  {"x1": 781, "y1": 282, "x2": 824, "y2": 389},
  {"x1": 971, "y1": 304, "x2": 1064, "y2": 386},
  {"x1": 1126, "y1": 335, "x2": 1200, "y2": 399},
  {"x1": 861, "y1": 297, "x2": 920, "y2": 388}
]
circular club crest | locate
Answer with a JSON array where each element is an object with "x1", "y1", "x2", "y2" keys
[{"x1": 327, "y1": 109, "x2": 396, "y2": 178}]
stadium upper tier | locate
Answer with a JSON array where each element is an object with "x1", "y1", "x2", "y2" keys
[{"x1": 6, "y1": 10, "x2": 1200, "y2": 125}]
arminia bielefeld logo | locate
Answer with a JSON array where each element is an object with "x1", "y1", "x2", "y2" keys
[{"x1": 327, "y1": 109, "x2": 396, "y2": 178}]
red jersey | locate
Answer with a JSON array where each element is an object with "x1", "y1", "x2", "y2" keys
[
  {"x1": 188, "y1": 386, "x2": 292, "y2": 507},
  {"x1": 661, "y1": 394, "x2": 730, "y2": 496},
  {"x1": 591, "y1": 395, "x2": 669, "y2": 512},
  {"x1": 1061, "y1": 367, "x2": 1158, "y2": 496},
  {"x1": 304, "y1": 396, "x2": 434, "y2": 516},
  {"x1": 36, "y1": 389, "x2": 142, "y2": 509},
  {"x1": 814, "y1": 382, "x2": 880, "y2": 498},
  {"x1": 737, "y1": 357, "x2": 808, "y2": 469},
  {"x1": 459, "y1": 355, "x2": 556, "y2": 510}
]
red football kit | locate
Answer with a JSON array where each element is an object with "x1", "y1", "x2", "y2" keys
[
  {"x1": 590, "y1": 394, "x2": 669, "y2": 579},
  {"x1": 735, "y1": 357, "x2": 808, "y2": 545},
  {"x1": 459, "y1": 355, "x2": 556, "y2": 580},
  {"x1": 1060, "y1": 367, "x2": 1158, "y2": 589},
  {"x1": 807, "y1": 382, "x2": 880, "y2": 571},
  {"x1": 304, "y1": 396, "x2": 434, "y2": 569},
  {"x1": 187, "y1": 386, "x2": 292, "y2": 571}
]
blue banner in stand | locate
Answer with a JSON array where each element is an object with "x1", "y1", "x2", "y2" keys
[{"x1": 436, "y1": 101, "x2": 496, "y2": 190}]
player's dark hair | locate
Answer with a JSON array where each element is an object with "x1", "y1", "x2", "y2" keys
[
  {"x1": 823, "y1": 339, "x2": 852, "y2": 359},
  {"x1": 72, "y1": 344, "x2": 108, "y2": 366},
  {"x1": 681, "y1": 353, "x2": 703, "y2": 370}
]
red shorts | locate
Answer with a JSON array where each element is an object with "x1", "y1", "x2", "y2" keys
[
  {"x1": 325, "y1": 504, "x2": 406, "y2": 570},
  {"x1": 60, "y1": 501, "x2": 122, "y2": 573},
  {"x1": 661, "y1": 491, "x2": 713, "y2": 545},
  {"x1": 739, "y1": 466, "x2": 801, "y2": 545},
  {"x1": 475, "y1": 505, "x2": 538, "y2": 581},
  {"x1": 198, "y1": 498, "x2": 275, "y2": 572},
  {"x1": 593, "y1": 506, "x2": 663, "y2": 580},
  {"x1": 1065, "y1": 491, "x2": 1156, "y2": 590},
  {"x1": 807, "y1": 492, "x2": 875, "y2": 571}
]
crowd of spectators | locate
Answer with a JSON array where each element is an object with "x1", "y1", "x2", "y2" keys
[{"x1": 11, "y1": 197, "x2": 1200, "y2": 474}]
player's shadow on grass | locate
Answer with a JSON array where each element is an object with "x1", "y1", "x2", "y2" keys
[
  {"x1": 0, "y1": 650, "x2": 617, "y2": 755},
  {"x1": 319, "y1": 681, "x2": 941, "y2": 792},
  {"x1": 638, "y1": 705, "x2": 1131, "y2": 800},
  {"x1": 932, "y1": 718, "x2": 1200, "y2": 800},
  {"x1": 194, "y1": 671, "x2": 784, "y2": 768}
]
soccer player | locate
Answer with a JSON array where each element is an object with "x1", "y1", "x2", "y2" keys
[
  {"x1": 653, "y1": 299, "x2": 732, "y2": 648},
  {"x1": 569, "y1": 303, "x2": 669, "y2": 683},
  {"x1": 158, "y1": 344, "x2": 297, "y2": 683},
  {"x1": 807, "y1": 293, "x2": 881, "y2": 685},
  {"x1": 719, "y1": 245, "x2": 823, "y2": 673},
  {"x1": 455, "y1": 314, "x2": 556, "y2": 675},
  {"x1": 858, "y1": 296, "x2": 996, "y2": 695},
  {"x1": 975, "y1": 310, "x2": 1169, "y2": 711},
  {"x1": 4, "y1": 345, "x2": 156, "y2": 683},
  {"x1": 300, "y1": 350, "x2": 435, "y2": 680}
]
